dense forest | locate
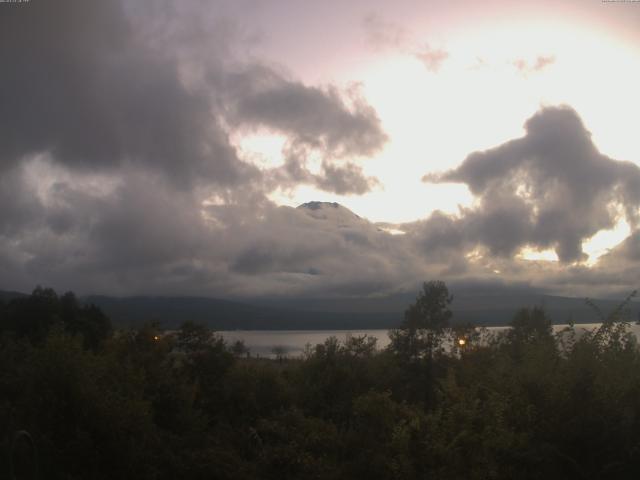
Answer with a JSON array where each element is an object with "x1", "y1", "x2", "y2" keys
[{"x1": 2, "y1": 282, "x2": 640, "y2": 479}]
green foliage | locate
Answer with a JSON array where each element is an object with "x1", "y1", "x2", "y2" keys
[
  {"x1": 254, "y1": 409, "x2": 341, "y2": 479},
  {"x1": 0, "y1": 287, "x2": 112, "y2": 349},
  {"x1": 403, "y1": 280, "x2": 453, "y2": 332},
  {"x1": 389, "y1": 280, "x2": 453, "y2": 361},
  {"x1": 509, "y1": 306, "x2": 553, "y2": 343},
  {"x1": 347, "y1": 391, "x2": 426, "y2": 479},
  {"x1": 293, "y1": 335, "x2": 385, "y2": 423},
  {"x1": 5, "y1": 331, "x2": 159, "y2": 479},
  {"x1": 3, "y1": 284, "x2": 640, "y2": 479}
]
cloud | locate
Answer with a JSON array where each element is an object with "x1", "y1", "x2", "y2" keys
[
  {"x1": 0, "y1": 0, "x2": 385, "y2": 193},
  {"x1": 223, "y1": 202, "x2": 428, "y2": 297},
  {"x1": 0, "y1": 0, "x2": 394, "y2": 297},
  {"x1": 222, "y1": 67, "x2": 387, "y2": 194},
  {"x1": 226, "y1": 70, "x2": 387, "y2": 158},
  {"x1": 363, "y1": 13, "x2": 449, "y2": 73},
  {"x1": 415, "y1": 44, "x2": 449, "y2": 72},
  {"x1": 315, "y1": 163, "x2": 380, "y2": 195},
  {"x1": 3, "y1": 105, "x2": 640, "y2": 299},
  {"x1": 264, "y1": 147, "x2": 380, "y2": 196},
  {"x1": 362, "y1": 13, "x2": 406, "y2": 51},
  {"x1": 2, "y1": 2, "x2": 638, "y2": 301},
  {"x1": 224, "y1": 64, "x2": 388, "y2": 158},
  {"x1": 0, "y1": 174, "x2": 428, "y2": 297},
  {"x1": 512, "y1": 55, "x2": 556, "y2": 75},
  {"x1": 422, "y1": 106, "x2": 640, "y2": 263},
  {"x1": 0, "y1": 0, "x2": 254, "y2": 189}
]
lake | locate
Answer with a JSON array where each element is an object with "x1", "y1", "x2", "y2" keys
[{"x1": 219, "y1": 323, "x2": 640, "y2": 358}]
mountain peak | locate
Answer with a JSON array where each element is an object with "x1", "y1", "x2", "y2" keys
[
  {"x1": 297, "y1": 201, "x2": 362, "y2": 222},
  {"x1": 298, "y1": 201, "x2": 341, "y2": 211}
]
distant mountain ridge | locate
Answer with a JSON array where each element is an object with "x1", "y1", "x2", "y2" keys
[
  {"x1": 249, "y1": 290, "x2": 640, "y2": 328},
  {"x1": 82, "y1": 294, "x2": 397, "y2": 330},
  {"x1": 0, "y1": 290, "x2": 27, "y2": 302},
  {"x1": 2, "y1": 287, "x2": 637, "y2": 330}
]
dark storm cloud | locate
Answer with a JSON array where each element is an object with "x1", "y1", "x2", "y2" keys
[
  {"x1": 264, "y1": 147, "x2": 379, "y2": 196},
  {"x1": 597, "y1": 230, "x2": 640, "y2": 284},
  {"x1": 4, "y1": 1, "x2": 638, "y2": 300},
  {"x1": 612, "y1": 233, "x2": 640, "y2": 262},
  {"x1": 0, "y1": 167, "x2": 42, "y2": 234},
  {"x1": 0, "y1": 165, "x2": 232, "y2": 296},
  {"x1": 0, "y1": 0, "x2": 251, "y2": 188},
  {"x1": 224, "y1": 65, "x2": 388, "y2": 157},
  {"x1": 0, "y1": 0, "x2": 394, "y2": 296},
  {"x1": 86, "y1": 180, "x2": 209, "y2": 270},
  {"x1": 218, "y1": 64, "x2": 387, "y2": 194},
  {"x1": 421, "y1": 106, "x2": 640, "y2": 262},
  {"x1": 315, "y1": 162, "x2": 379, "y2": 195},
  {"x1": 0, "y1": 0, "x2": 385, "y2": 193},
  {"x1": 222, "y1": 202, "x2": 427, "y2": 296},
  {"x1": 6, "y1": 165, "x2": 390, "y2": 298}
]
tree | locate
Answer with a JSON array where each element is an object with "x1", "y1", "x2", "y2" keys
[
  {"x1": 60, "y1": 292, "x2": 112, "y2": 350},
  {"x1": 230, "y1": 339, "x2": 249, "y2": 357},
  {"x1": 175, "y1": 321, "x2": 233, "y2": 417},
  {"x1": 7, "y1": 286, "x2": 60, "y2": 344},
  {"x1": 271, "y1": 345, "x2": 287, "y2": 363},
  {"x1": 508, "y1": 306, "x2": 552, "y2": 345},
  {"x1": 176, "y1": 321, "x2": 216, "y2": 354},
  {"x1": 389, "y1": 281, "x2": 453, "y2": 361}
]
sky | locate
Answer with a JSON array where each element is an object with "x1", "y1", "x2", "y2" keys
[{"x1": 1, "y1": 0, "x2": 640, "y2": 299}]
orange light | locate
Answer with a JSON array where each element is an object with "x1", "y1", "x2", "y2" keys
[
  {"x1": 458, "y1": 338, "x2": 466, "y2": 346},
  {"x1": 153, "y1": 335, "x2": 160, "y2": 341}
]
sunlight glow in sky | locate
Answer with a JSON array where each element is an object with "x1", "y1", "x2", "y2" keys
[
  {"x1": 234, "y1": 16, "x2": 640, "y2": 259},
  {"x1": 583, "y1": 218, "x2": 632, "y2": 266}
]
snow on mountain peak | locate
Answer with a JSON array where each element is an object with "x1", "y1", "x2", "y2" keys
[{"x1": 297, "y1": 201, "x2": 362, "y2": 224}]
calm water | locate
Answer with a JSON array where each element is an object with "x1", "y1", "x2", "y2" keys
[
  {"x1": 219, "y1": 323, "x2": 640, "y2": 358},
  {"x1": 220, "y1": 330, "x2": 390, "y2": 358}
]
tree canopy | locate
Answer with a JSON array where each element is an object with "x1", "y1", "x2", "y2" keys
[
  {"x1": 2, "y1": 283, "x2": 640, "y2": 479},
  {"x1": 389, "y1": 280, "x2": 453, "y2": 361}
]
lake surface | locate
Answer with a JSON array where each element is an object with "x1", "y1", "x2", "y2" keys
[
  {"x1": 219, "y1": 323, "x2": 640, "y2": 358},
  {"x1": 220, "y1": 330, "x2": 391, "y2": 357}
]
